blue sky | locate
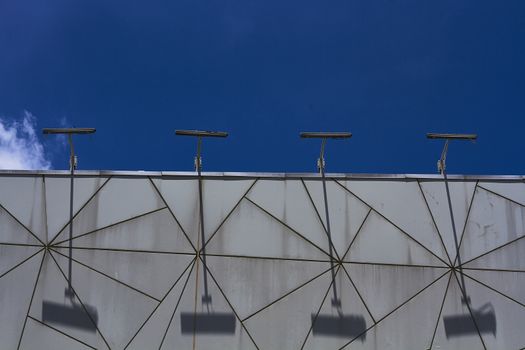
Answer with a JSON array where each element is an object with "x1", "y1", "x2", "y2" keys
[{"x1": 0, "y1": 0, "x2": 524, "y2": 174}]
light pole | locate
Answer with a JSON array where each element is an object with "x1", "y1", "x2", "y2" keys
[
  {"x1": 41, "y1": 127, "x2": 98, "y2": 332},
  {"x1": 301, "y1": 132, "x2": 365, "y2": 339},
  {"x1": 175, "y1": 129, "x2": 236, "y2": 335},
  {"x1": 427, "y1": 132, "x2": 495, "y2": 339}
]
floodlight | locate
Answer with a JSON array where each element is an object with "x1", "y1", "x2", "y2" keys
[
  {"x1": 300, "y1": 132, "x2": 352, "y2": 139},
  {"x1": 175, "y1": 129, "x2": 228, "y2": 138},
  {"x1": 426, "y1": 133, "x2": 477, "y2": 140},
  {"x1": 43, "y1": 128, "x2": 96, "y2": 135}
]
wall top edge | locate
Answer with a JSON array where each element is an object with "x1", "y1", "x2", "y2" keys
[{"x1": 0, "y1": 169, "x2": 523, "y2": 181}]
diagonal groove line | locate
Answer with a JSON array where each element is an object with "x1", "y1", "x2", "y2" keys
[
  {"x1": 341, "y1": 261, "x2": 448, "y2": 269},
  {"x1": 453, "y1": 181, "x2": 479, "y2": 267},
  {"x1": 50, "y1": 247, "x2": 161, "y2": 302},
  {"x1": 17, "y1": 250, "x2": 46, "y2": 350},
  {"x1": 201, "y1": 256, "x2": 261, "y2": 350},
  {"x1": 48, "y1": 176, "x2": 112, "y2": 245},
  {"x1": 417, "y1": 180, "x2": 453, "y2": 267},
  {"x1": 241, "y1": 266, "x2": 333, "y2": 322},
  {"x1": 244, "y1": 197, "x2": 332, "y2": 259},
  {"x1": 0, "y1": 202, "x2": 45, "y2": 246},
  {"x1": 148, "y1": 177, "x2": 197, "y2": 253},
  {"x1": 301, "y1": 178, "x2": 341, "y2": 260},
  {"x1": 462, "y1": 270, "x2": 525, "y2": 309},
  {"x1": 429, "y1": 271, "x2": 453, "y2": 349},
  {"x1": 27, "y1": 315, "x2": 97, "y2": 350},
  {"x1": 52, "y1": 206, "x2": 168, "y2": 246},
  {"x1": 202, "y1": 178, "x2": 259, "y2": 250},
  {"x1": 48, "y1": 251, "x2": 112, "y2": 350},
  {"x1": 301, "y1": 178, "x2": 329, "y2": 235},
  {"x1": 0, "y1": 247, "x2": 44, "y2": 281},
  {"x1": 477, "y1": 184, "x2": 525, "y2": 208},
  {"x1": 340, "y1": 264, "x2": 377, "y2": 323},
  {"x1": 339, "y1": 269, "x2": 450, "y2": 350},
  {"x1": 123, "y1": 257, "x2": 196, "y2": 349},
  {"x1": 300, "y1": 265, "x2": 341, "y2": 350},
  {"x1": 334, "y1": 180, "x2": 449, "y2": 267},
  {"x1": 0, "y1": 242, "x2": 42, "y2": 248},
  {"x1": 157, "y1": 259, "x2": 197, "y2": 350},
  {"x1": 342, "y1": 208, "x2": 372, "y2": 261},
  {"x1": 451, "y1": 270, "x2": 487, "y2": 350},
  {"x1": 205, "y1": 253, "x2": 330, "y2": 263},
  {"x1": 463, "y1": 266, "x2": 525, "y2": 273},
  {"x1": 51, "y1": 245, "x2": 196, "y2": 256},
  {"x1": 460, "y1": 233, "x2": 525, "y2": 267}
]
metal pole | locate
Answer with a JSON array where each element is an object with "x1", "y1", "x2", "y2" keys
[
  {"x1": 43, "y1": 127, "x2": 95, "y2": 299},
  {"x1": 318, "y1": 139, "x2": 342, "y2": 312},
  {"x1": 439, "y1": 141, "x2": 470, "y2": 304},
  {"x1": 196, "y1": 136, "x2": 212, "y2": 309},
  {"x1": 428, "y1": 133, "x2": 477, "y2": 304},
  {"x1": 67, "y1": 135, "x2": 75, "y2": 297},
  {"x1": 301, "y1": 132, "x2": 352, "y2": 314}
]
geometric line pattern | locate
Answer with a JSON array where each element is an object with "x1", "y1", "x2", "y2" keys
[{"x1": 0, "y1": 174, "x2": 524, "y2": 349}]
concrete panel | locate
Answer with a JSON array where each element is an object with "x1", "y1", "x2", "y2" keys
[
  {"x1": 303, "y1": 179, "x2": 372, "y2": 258},
  {"x1": 461, "y1": 187, "x2": 525, "y2": 264},
  {"x1": 0, "y1": 251, "x2": 43, "y2": 350}
]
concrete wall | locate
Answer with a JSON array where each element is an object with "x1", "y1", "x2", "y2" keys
[{"x1": 0, "y1": 172, "x2": 524, "y2": 349}]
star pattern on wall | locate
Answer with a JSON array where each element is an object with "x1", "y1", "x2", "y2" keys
[{"x1": 0, "y1": 175, "x2": 524, "y2": 349}]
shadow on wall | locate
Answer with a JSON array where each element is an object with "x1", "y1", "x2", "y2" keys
[
  {"x1": 444, "y1": 303, "x2": 496, "y2": 338},
  {"x1": 180, "y1": 312, "x2": 236, "y2": 334},
  {"x1": 312, "y1": 314, "x2": 367, "y2": 340},
  {"x1": 42, "y1": 300, "x2": 98, "y2": 332}
]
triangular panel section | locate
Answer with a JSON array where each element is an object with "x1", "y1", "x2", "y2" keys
[
  {"x1": 58, "y1": 208, "x2": 194, "y2": 254},
  {"x1": 29, "y1": 254, "x2": 108, "y2": 349},
  {"x1": 0, "y1": 176, "x2": 46, "y2": 243},
  {"x1": 127, "y1": 261, "x2": 195, "y2": 350},
  {"x1": 346, "y1": 211, "x2": 445, "y2": 267},
  {"x1": 0, "y1": 203, "x2": 41, "y2": 245},
  {"x1": 53, "y1": 178, "x2": 165, "y2": 243},
  {"x1": 478, "y1": 181, "x2": 525, "y2": 207},
  {"x1": 420, "y1": 180, "x2": 476, "y2": 263},
  {"x1": 0, "y1": 245, "x2": 41, "y2": 277},
  {"x1": 205, "y1": 255, "x2": 331, "y2": 320},
  {"x1": 205, "y1": 198, "x2": 329, "y2": 260},
  {"x1": 460, "y1": 187, "x2": 525, "y2": 264},
  {"x1": 432, "y1": 274, "x2": 486, "y2": 350},
  {"x1": 463, "y1": 269, "x2": 525, "y2": 306},
  {"x1": 303, "y1": 179, "x2": 372, "y2": 258},
  {"x1": 202, "y1": 179, "x2": 256, "y2": 244},
  {"x1": 460, "y1": 273, "x2": 525, "y2": 349},
  {"x1": 51, "y1": 251, "x2": 157, "y2": 349},
  {"x1": 346, "y1": 272, "x2": 450, "y2": 350},
  {"x1": 52, "y1": 247, "x2": 194, "y2": 300},
  {"x1": 243, "y1": 268, "x2": 333, "y2": 350},
  {"x1": 463, "y1": 237, "x2": 525, "y2": 271},
  {"x1": 247, "y1": 179, "x2": 329, "y2": 255},
  {"x1": 344, "y1": 263, "x2": 447, "y2": 320},
  {"x1": 340, "y1": 180, "x2": 449, "y2": 262},
  {"x1": 20, "y1": 318, "x2": 93, "y2": 350},
  {"x1": 0, "y1": 251, "x2": 43, "y2": 350},
  {"x1": 153, "y1": 178, "x2": 200, "y2": 248},
  {"x1": 303, "y1": 267, "x2": 374, "y2": 350},
  {"x1": 45, "y1": 176, "x2": 108, "y2": 241}
]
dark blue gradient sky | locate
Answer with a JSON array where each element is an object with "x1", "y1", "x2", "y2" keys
[{"x1": 1, "y1": 1, "x2": 524, "y2": 174}]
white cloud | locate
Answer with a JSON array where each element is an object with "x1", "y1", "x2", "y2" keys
[{"x1": 0, "y1": 111, "x2": 51, "y2": 170}]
